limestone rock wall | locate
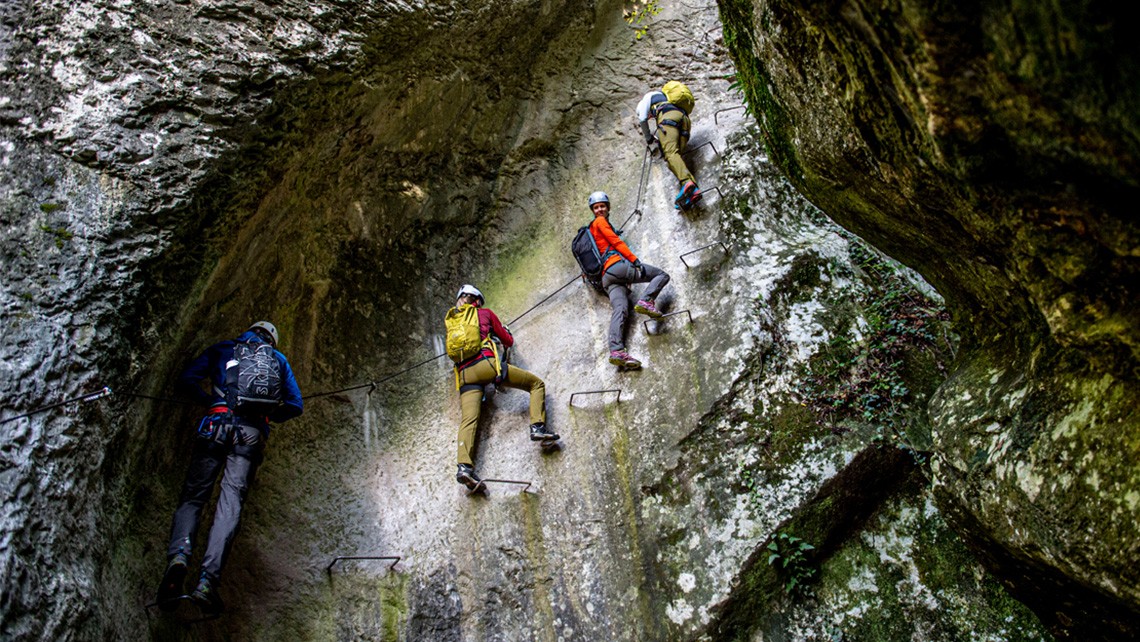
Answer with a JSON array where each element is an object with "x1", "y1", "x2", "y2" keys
[
  {"x1": 0, "y1": 0, "x2": 1075, "y2": 641},
  {"x1": 1, "y1": 0, "x2": 601, "y2": 637}
]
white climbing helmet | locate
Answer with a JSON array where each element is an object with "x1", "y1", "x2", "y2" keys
[
  {"x1": 588, "y1": 191, "x2": 610, "y2": 208},
  {"x1": 456, "y1": 284, "x2": 484, "y2": 305},
  {"x1": 248, "y1": 321, "x2": 279, "y2": 346}
]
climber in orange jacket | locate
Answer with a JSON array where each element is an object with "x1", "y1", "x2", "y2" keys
[{"x1": 587, "y1": 191, "x2": 670, "y2": 369}]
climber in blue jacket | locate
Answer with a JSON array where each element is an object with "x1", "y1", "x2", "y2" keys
[{"x1": 154, "y1": 321, "x2": 302, "y2": 615}]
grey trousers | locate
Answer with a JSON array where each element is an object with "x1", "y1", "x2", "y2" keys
[
  {"x1": 166, "y1": 422, "x2": 265, "y2": 583},
  {"x1": 601, "y1": 259, "x2": 670, "y2": 351}
]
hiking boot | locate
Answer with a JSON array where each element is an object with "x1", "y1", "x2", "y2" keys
[
  {"x1": 608, "y1": 350, "x2": 642, "y2": 369},
  {"x1": 530, "y1": 422, "x2": 559, "y2": 442},
  {"x1": 674, "y1": 181, "x2": 698, "y2": 209},
  {"x1": 634, "y1": 299, "x2": 664, "y2": 319},
  {"x1": 456, "y1": 463, "x2": 482, "y2": 490},
  {"x1": 156, "y1": 552, "x2": 189, "y2": 612},
  {"x1": 191, "y1": 575, "x2": 224, "y2": 614}
]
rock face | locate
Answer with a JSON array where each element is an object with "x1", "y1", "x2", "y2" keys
[
  {"x1": 0, "y1": 0, "x2": 1120, "y2": 641},
  {"x1": 719, "y1": 0, "x2": 1139, "y2": 639}
]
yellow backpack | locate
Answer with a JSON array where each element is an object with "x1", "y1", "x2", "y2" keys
[
  {"x1": 662, "y1": 81, "x2": 695, "y2": 115},
  {"x1": 445, "y1": 304, "x2": 485, "y2": 363},
  {"x1": 444, "y1": 304, "x2": 502, "y2": 389}
]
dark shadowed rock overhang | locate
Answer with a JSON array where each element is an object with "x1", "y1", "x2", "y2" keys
[{"x1": 719, "y1": 0, "x2": 1139, "y2": 638}]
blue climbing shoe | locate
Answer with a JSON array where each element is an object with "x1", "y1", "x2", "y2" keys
[
  {"x1": 675, "y1": 181, "x2": 698, "y2": 209},
  {"x1": 191, "y1": 574, "x2": 224, "y2": 614}
]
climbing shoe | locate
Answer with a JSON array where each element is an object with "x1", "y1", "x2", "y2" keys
[
  {"x1": 456, "y1": 463, "x2": 482, "y2": 490},
  {"x1": 156, "y1": 552, "x2": 189, "y2": 612},
  {"x1": 674, "y1": 181, "x2": 698, "y2": 209},
  {"x1": 609, "y1": 350, "x2": 642, "y2": 370},
  {"x1": 191, "y1": 574, "x2": 224, "y2": 614},
  {"x1": 684, "y1": 185, "x2": 703, "y2": 208},
  {"x1": 634, "y1": 299, "x2": 663, "y2": 319},
  {"x1": 530, "y1": 422, "x2": 559, "y2": 442}
]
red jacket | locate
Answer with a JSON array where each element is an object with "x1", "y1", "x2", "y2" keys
[
  {"x1": 589, "y1": 216, "x2": 638, "y2": 273},
  {"x1": 457, "y1": 307, "x2": 513, "y2": 370}
]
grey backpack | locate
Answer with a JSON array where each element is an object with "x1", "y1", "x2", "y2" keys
[{"x1": 225, "y1": 341, "x2": 283, "y2": 416}]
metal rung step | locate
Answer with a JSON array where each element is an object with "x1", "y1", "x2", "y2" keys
[
  {"x1": 644, "y1": 309, "x2": 695, "y2": 333},
  {"x1": 568, "y1": 388, "x2": 623, "y2": 406},
  {"x1": 326, "y1": 555, "x2": 401, "y2": 579},
  {"x1": 680, "y1": 241, "x2": 729, "y2": 267}
]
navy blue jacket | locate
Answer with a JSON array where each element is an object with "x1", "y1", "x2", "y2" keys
[{"x1": 177, "y1": 330, "x2": 303, "y2": 429}]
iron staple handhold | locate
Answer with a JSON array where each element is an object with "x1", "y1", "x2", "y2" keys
[
  {"x1": 481, "y1": 478, "x2": 534, "y2": 493},
  {"x1": 679, "y1": 241, "x2": 730, "y2": 267},
  {"x1": 714, "y1": 104, "x2": 747, "y2": 124},
  {"x1": 568, "y1": 388, "x2": 623, "y2": 406},
  {"x1": 644, "y1": 309, "x2": 695, "y2": 333},
  {"x1": 326, "y1": 555, "x2": 402, "y2": 579}
]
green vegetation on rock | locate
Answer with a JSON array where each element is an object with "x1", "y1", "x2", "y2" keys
[{"x1": 794, "y1": 234, "x2": 953, "y2": 460}]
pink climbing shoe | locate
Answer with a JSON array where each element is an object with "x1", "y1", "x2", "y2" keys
[
  {"x1": 608, "y1": 350, "x2": 642, "y2": 370},
  {"x1": 634, "y1": 299, "x2": 664, "y2": 319}
]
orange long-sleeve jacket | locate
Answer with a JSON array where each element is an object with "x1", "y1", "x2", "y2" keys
[{"x1": 589, "y1": 215, "x2": 637, "y2": 273}]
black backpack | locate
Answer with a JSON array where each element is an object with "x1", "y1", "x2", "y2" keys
[
  {"x1": 225, "y1": 341, "x2": 284, "y2": 416},
  {"x1": 572, "y1": 224, "x2": 607, "y2": 294}
]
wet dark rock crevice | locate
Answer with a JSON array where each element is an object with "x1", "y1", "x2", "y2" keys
[{"x1": 721, "y1": 0, "x2": 1139, "y2": 638}]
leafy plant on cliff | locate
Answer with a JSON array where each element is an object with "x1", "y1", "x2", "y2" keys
[
  {"x1": 625, "y1": 0, "x2": 662, "y2": 40},
  {"x1": 727, "y1": 77, "x2": 756, "y2": 118},
  {"x1": 794, "y1": 235, "x2": 952, "y2": 462},
  {"x1": 766, "y1": 531, "x2": 817, "y2": 594}
]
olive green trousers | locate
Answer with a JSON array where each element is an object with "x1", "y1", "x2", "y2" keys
[
  {"x1": 456, "y1": 358, "x2": 546, "y2": 466},
  {"x1": 656, "y1": 109, "x2": 694, "y2": 184}
]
